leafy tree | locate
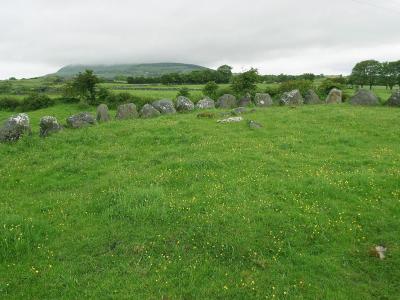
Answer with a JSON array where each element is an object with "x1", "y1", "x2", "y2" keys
[
  {"x1": 318, "y1": 78, "x2": 344, "y2": 97},
  {"x1": 380, "y1": 62, "x2": 398, "y2": 90},
  {"x1": 230, "y1": 68, "x2": 259, "y2": 96},
  {"x1": 279, "y1": 80, "x2": 313, "y2": 96},
  {"x1": 64, "y1": 70, "x2": 99, "y2": 105},
  {"x1": 300, "y1": 73, "x2": 316, "y2": 81},
  {"x1": 216, "y1": 65, "x2": 233, "y2": 83},
  {"x1": 350, "y1": 60, "x2": 382, "y2": 89},
  {"x1": 202, "y1": 81, "x2": 219, "y2": 99},
  {"x1": 177, "y1": 87, "x2": 190, "y2": 98}
]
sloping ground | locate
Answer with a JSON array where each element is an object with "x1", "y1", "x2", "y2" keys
[
  {"x1": 54, "y1": 63, "x2": 208, "y2": 78},
  {"x1": 0, "y1": 105, "x2": 399, "y2": 299}
]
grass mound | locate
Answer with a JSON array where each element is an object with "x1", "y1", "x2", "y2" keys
[{"x1": 0, "y1": 104, "x2": 399, "y2": 298}]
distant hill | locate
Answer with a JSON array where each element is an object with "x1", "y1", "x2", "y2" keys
[{"x1": 54, "y1": 63, "x2": 208, "y2": 78}]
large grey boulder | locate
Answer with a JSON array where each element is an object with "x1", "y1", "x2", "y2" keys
[
  {"x1": 387, "y1": 90, "x2": 400, "y2": 107},
  {"x1": 254, "y1": 93, "x2": 273, "y2": 107},
  {"x1": 350, "y1": 89, "x2": 379, "y2": 106},
  {"x1": 326, "y1": 88, "x2": 342, "y2": 104},
  {"x1": 279, "y1": 90, "x2": 303, "y2": 105},
  {"x1": 176, "y1": 96, "x2": 194, "y2": 112},
  {"x1": 39, "y1": 116, "x2": 62, "y2": 137},
  {"x1": 66, "y1": 112, "x2": 96, "y2": 128},
  {"x1": 140, "y1": 104, "x2": 161, "y2": 118},
  {"x1": 0, "y1": 113, "x2": 31, "y2": 142},
  {"x1": 217, "y1": 94, "x2": 237, "y2": 109},
  {"x1": 304, "y1": 90, "x2": 322, "y2": 105},
  {"x1": 196, "y1": 97, "x2": 215, "y2": 109},
  {"x1": 97, "y1": 104, "x2": 111, "y2": 122},
  {"x1": 152, "y1": 99, "x2": 176, "y2": 114},
  {"x1": 116, "y1": 103, "x2": 138, "y2": 120},
  {"x1": 238, "y1": 95, "x2": 252, "y2": 107}
]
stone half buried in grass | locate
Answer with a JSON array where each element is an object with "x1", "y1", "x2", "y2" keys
[
  {"x1": 176, "y1": 96, "x2": 195, "y2": 112},
  {"x1": 386, "y1": 90, "x2": 400, "y2": 107},
  {"x1": 140, "y1": 104, "x2": 161, "y2": 118},
  {"x1": 196, "y1": 97, "x2": 215, "y2": 109},
  {"x1": 116, "y1": 103, "x2": 139, "y2": 120},
  {"x1": 217, "y1": 116, "x2": 243, "y2": 124},
  {"x1": 152, "y1": 99, "x2": 176, "y2": 114},
  {"x1": 248, "y1": 120, "x2": 263, "y2": 129},
  {"x1": 279, "y1": 89, "x2": 304, "y2": 106},
  {"x1": 0, "y1": 113, "x2": 31, "y2": 142},
  {"x1": 216, "y1": 94, "x2": 237, "y2": 109},
  {"x1": 39, "y1": 116, "x2": 63, "y2": 137},
  {"x1": 96, "y1": 104, "x2": 111, "y2": 122},
  {"x1": 326, "y1": 88, "x2": 342, "y2": 104},
  {"x1": 66, "y1": 112, "x2": 96, "y2": 129},
  {"x1": 350, "y1": 89, "x2": 379, "y2": 106}
]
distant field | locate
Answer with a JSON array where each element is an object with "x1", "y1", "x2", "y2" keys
[{"x1": 0, "y1": 104, "x2": 399, "y2": 298}]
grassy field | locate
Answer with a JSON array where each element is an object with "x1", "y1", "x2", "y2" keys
[{"x1": 0, "y1": 104, "x2": 399, "y2": 299}]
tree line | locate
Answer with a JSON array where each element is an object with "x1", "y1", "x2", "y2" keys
[{"x1": 350, "y1": 60, "x2": 400, "y2": 90}]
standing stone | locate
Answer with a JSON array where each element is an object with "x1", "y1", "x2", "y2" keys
[
  {"x1": 97, "y1": 104, "x2": 111, "y2": 122},
  {"x1": 152, "y1": 99, "x2": 176, "y2": 114},
  {"x1": 0, "y1": 113, "x2": 31, "y2": 142},
  {"x1": 217, "y1": 94, "x2": 237, "y2": 109},
  {"x1": 196, "y1": 97, "x2": 215, "y2": 109},
  {"x1": 116, "y1": 103, "x2": 139, "y2": 120},
  {"x1": 238, "y1": 94, "x2": 252, "y2": 107},
  {"x1": 279, "y1": 90, "x2": 303, "y2": 105},
  {"x1": 350, "y1": 89, "x2": 379, "y2": 106},
  {"x1": 387, "y1": 90, "x2": 400, "y2": 107},
  {"x1": 140, "y1": 104, "x2": 161, "y2": 118},
  {"x1": 254, "y1": 93, "x2": 273, "y2": 107},
  {"x1": 304, "y1": 90, "x2": 322, "y2": 105},
  {"x1": 66, "y1": 112, "x2": 96, "y2": 128},
  {"x1": 326, "y1": 88, "x2": 342, "y2": 104},
  {"x1": 39, "y1": 116, "x2": 62, "y2": 137},
  {"x1": 176, "y1": 96, "x2": 194, "y2": 112}
]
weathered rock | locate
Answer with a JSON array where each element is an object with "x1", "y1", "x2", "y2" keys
[
  {"x1": 152, "y1": 99, "x2": 176, "y2": 114},
  {"x1": 279, "y1": 90, "x2": 303, "y2": 105},
  {"x1": 350, "y1": 89, "x2": 379, "y2": 106},
  {"x1": 386, "y1": 90, "x2": 400, "y2": 107},
  {"x1": 176, "y1": 96, "x2": 194, "y2": 112},
  {"x1": 140, "y1": 104, "x2": 161, "y2": 118},
  {"x1": 39, "y1": 116, "x2": 62, "y2": 137},
  {"x1": 66, "y1": 112, "x2": 96, "y2": 128},
  {"x1": 326, "y1": 88, "x2": 342, "y2": 104},
  {"x1": 248, "y1": 120, "x2": 263, "y2": 129},
  {"x1": 254, "y1": 93, "x2": 273, "y2": 107},
  {"x1": 304, "y1": 89, "x2": 322, "y2": 105},
  {"x1": 217, "y1": 94, "x2": 237, "y2": 109},
  {"x1": 231, "y1": 107, "x2": 248, "y2": 115},
  {"x1": 97, "y1": 104, "x2": 111, "y2": 122},
  {"x1": 0, "y1": 113, "x2": 31, "y2": 142},
  {"x1": 196, "y1": 97, "x2": 215, "y2": 109},
  {"x1": 238, "y1": 95, "x2": 252, "y2": 107},
  {"x1": 116, "y1": 103, "x2": 138, "y2": 120},
  {"x1": 217, "y1": 116, "x2": 243, "y2": 124}
]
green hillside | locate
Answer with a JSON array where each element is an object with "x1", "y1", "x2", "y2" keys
[
  {"x1": 54, "y1": 63, "x2": 208, "y2": 78},
  {"x1": 0, "y1": 104, "x2": 399, "y2": 299}
]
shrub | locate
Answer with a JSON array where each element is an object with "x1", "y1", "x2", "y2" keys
[
  {"x1": 0, "y1": 97, "x2": 20, "y2": 111},
  {"x1": 216, "y1": 86, "x2": 234, "y2": 98},
  {"x1": 318, "y1": 79, "x2": 344, "y2": 97},
  {"x1": 19, "y1": 94, "x2": 55, "y2": 111},
  {"x1": 202, "y1": 81, "x2": 218, "y2": 99},
  {"x1": 279, "y1": 80, "x2": 314, "y2": 96},
  {"x1": 264, "y1": 86, "x2": 280, "y2": 98},
  {"x1": 177, "y1": 87, "x2": 190, "y2": 98}
]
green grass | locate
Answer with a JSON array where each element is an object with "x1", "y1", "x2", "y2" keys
[{"x1": 0, "y1": 104, "x2": 399, "y2": 299}]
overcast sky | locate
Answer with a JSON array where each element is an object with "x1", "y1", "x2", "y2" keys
[{"x1": 1, "y1": 0, "x2": 400, "y2": 79}]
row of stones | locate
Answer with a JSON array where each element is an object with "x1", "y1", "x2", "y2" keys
[{"x1": 1, "y1": 89, "x2": 399, "y2": 142}]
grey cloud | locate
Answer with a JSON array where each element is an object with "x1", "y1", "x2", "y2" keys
[{"x1": 1, "y1": 0, "x2": 400, "y2": 78}]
